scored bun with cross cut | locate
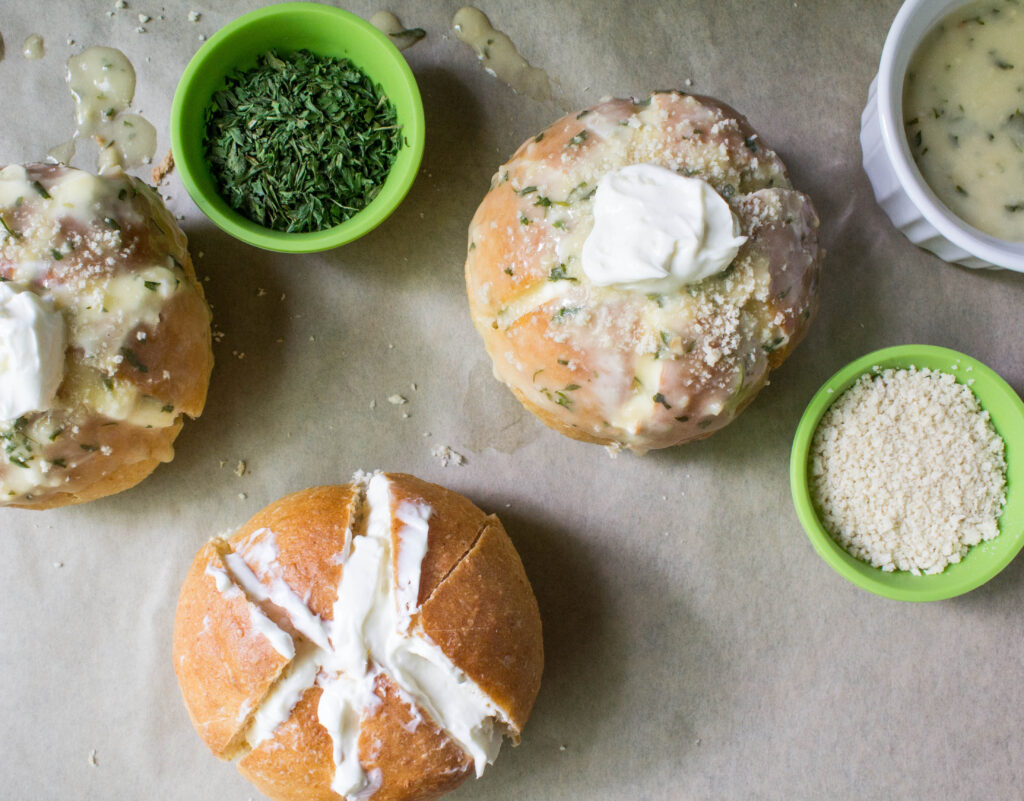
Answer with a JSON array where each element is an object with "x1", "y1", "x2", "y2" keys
[{"x1": 173, "y1": 472, "x2": 544, "y2": 801}]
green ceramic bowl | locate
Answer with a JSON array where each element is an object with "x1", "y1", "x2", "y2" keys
[
  {"x1": 790, "y1": 345, "x2": 1024, "y2": 602},
  {"x1": 170, "y1": 2, "x2": 425, "y2": 253}
]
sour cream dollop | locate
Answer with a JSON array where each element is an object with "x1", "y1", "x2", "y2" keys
[
  {"x1": 581, "y1": 163, "x2": 747, "y2": 292},
  {"x1": 0, "y1": 283, "x2": 67, "y2": 421}
]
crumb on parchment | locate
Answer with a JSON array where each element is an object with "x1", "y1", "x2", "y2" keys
[
  {"x1": 431, "y1": 445, "x2": 466, "y2": 467},
  {"x1": 151, "y1": 149, "x2": 174, "y2": 183}
]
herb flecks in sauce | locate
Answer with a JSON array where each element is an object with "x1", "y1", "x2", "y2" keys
[
  {"x1": 1, "y1": 418, "x2": 34, "y2": 469},
  {"x1": 204, "y1": 49, "x2": 402, "y2": 234},
  {"x1": 548, "y1": 264, "x2": 577, "y2": 282},
  {"x1": 903, "y1": 0, "x2": 1024, "y2": 240}
]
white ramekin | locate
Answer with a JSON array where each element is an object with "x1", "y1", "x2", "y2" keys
[{"x1": 860, "y1": 0, "x2": 1024, "y2": 272}]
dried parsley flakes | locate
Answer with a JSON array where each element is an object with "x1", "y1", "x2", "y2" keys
[{"x1": 204, "y1": 50, "x2": 402, "y2": 233}]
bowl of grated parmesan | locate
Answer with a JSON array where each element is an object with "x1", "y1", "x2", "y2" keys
[{"x1": 791, "y1": 345, "x2": 1024, "y2": 601}]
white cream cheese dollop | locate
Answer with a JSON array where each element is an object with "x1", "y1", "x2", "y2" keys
[
  {"x1": 0, "y1": 283, "x2": 67, "y2": 422},
  {"x1": 581, "y1": 163, "x2": 747, "y2": 292}
]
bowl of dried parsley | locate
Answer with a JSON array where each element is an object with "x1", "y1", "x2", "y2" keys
[{"x1": 170, "y1": 2, "x2": 424, "y2": 253}]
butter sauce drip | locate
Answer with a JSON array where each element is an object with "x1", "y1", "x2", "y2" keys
[
  {"x1": 369, "y1": 11, "x2": 425, "y2": 51},
  {"x1": 49, "y1": 46, "x2": 157, "y2": 173},
  {"x1": 452, "y1": 6, "x2": 553, "y2": 104},
  {"x1": 904, "y1": 0, "x2": 1024, "y2": 241},
  {"x1": 22, "y1": 34, "x2": 44, "y2": 60}
]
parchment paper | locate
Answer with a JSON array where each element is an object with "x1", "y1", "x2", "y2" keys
[{"x1": 2, "y1": 2, "x2": 1024, "y2": 800}]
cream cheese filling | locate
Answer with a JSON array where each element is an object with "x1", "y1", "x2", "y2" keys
[{"x1": 204, "y1": 561, "x2": 296, "y2": 661}]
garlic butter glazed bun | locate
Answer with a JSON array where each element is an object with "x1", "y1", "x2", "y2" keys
[
  {"x1": 0, "y1": 163, "x2": 212, "y2": 508},
  {"x1": 465, "y1": 92, "x2": 822, "y2": 452},
  {"x1": 173, "y1": 473, "x2": 543, "y2": 801}
]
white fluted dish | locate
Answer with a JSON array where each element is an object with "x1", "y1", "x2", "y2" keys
[{"x1": 860, "y1": 0, "x2": 1024, "y2": 272}]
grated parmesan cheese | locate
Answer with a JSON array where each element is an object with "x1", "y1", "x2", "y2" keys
[{"x1": 809, "y1": 367, "x2": 1007, "y2": 575}]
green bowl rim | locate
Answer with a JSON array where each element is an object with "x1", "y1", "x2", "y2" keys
[
  {"x1": 169, "y1": 1, "x2": 425, "y2": 253},
  {"x1": 790, "y1": 344, "x2": 1024, "y2": 602}
]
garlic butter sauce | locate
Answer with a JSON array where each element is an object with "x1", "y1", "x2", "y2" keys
[
  {"x1": 51, "y1": 47, "x2": 157, "y2": 172},
  {"x1": 453, "y1": 6, "x2": 553, "y2": 104},
  {"x1": 369, "y1": 11, "x2": 425, "y2": 52},
  {"x1": 903, "y1": 0, "x2": 1024, "y2": 241},
  {"x1": 22, "y1": 34, "x2": 44, "y2": 60}
]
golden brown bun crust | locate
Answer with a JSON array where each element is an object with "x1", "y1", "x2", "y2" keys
[
  {"x1": 419, "y1": 518, "x2": 543, "y2": 732},
  {"x1": 238, "y1": 686, "x2": 341, "y2": 801},
  {"x1": 239, "y1": 678, "x2": 474, "y2": 801},
  {"x1": 173, "y1": 485, "x2": 358, "y2": 759},
  {"x1": 356, "y1": 675, "x2": 474, "y2": 801},
  {"x1": 233, "y1": 485, "x2": 357, "y2": 619},
  {"x1": 173, "y1": 540, "x2": 291, "y2": 759},
  {"x1": 1, "y1": 164, "x2": 213, "y2": 508},
  {"x1": 13, "y1": 448, "x2": 169, "y2": 510},
  {"x1": 465, "y1": 93, "x2": 822, "y2": 452},
  {"x1": 386, "y1": 473, "x2": 488, "y2": 606},
  {"x1": 173, "y1": 475, "x2": 543, "y2": 801}
]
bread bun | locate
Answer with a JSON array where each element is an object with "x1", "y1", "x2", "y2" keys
[
  {"x1": 465, "y1": 92, "x2": 822, "y2": 453},
  {"x1": 0, "y1": 163, "x2": 212, "y2": 508},
  {"x1": 173, "y1": 473, "x2": 543, "y2": 801}
]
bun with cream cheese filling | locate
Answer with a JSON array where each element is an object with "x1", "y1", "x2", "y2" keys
[
  {"x1": 0, "y1": 163, "x2": 212, "y2": 508},
  {"x1": 173, "y1": 473, "x2": 544, "y2": 801},
  {"x1": 465, "y1": 92, "x2": 822, "y2": 453}
]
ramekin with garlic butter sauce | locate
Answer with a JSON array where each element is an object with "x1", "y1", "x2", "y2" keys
[{"x1": 860, "y1": 0, "x2": 1024, "y2": 272}]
